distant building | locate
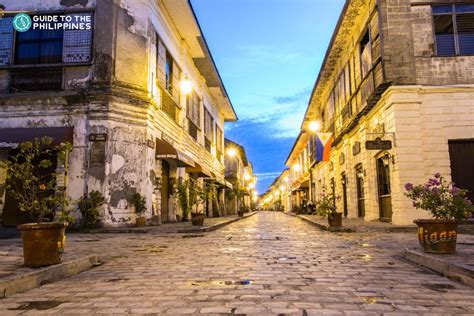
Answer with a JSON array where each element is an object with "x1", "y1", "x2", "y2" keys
[
  {"x1": 0, "y1": 0, "x2": 237, "y2": 227},
  {"x1": 224, "y1": 139, "x2": 256, "y2": 214},
  {"x1": 287, "y1": 0, "x2": 474, "y2": 224}
]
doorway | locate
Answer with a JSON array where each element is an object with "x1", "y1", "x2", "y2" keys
[
  {"x1": 341, "y1": 172, "x2": 348, "y2": 217},
  {"x1": 160, "y1": 160, "x2": 170, "y2": 223},
  {"x1": 376, "y1": 155, "x2": 392, "y2": 222},
  {"x1": 449, "y1": 139, "x2": 474, "y2": 207},
  {"x1": 355, "y1": 165, "x2": 365, "y2": 218}
]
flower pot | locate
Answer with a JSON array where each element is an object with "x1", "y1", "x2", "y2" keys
[
  {"x1": 414, "y1": 219, "x2": 458, "y2": 254},
  {"x1": 237, "y1": 210, "x2": 244, "y2": 217},
  {"x1": 18, "y1": 222, "x2": 68, "y2": 267},
  {"x1": 135, "y1": 217, "x2": 147, "y2": 227},
  {"x1": 191, "y1": 213, "x2": 205, "y2": 226},
  {"x1": 328, "y1": 213, "x2": 343, "y2": 227}
]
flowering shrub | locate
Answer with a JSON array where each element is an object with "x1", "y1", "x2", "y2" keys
[
  {"x1": 315, "y1": 190, "x2": 340, "y2": 218},
  {"x1": 405, "y1": 173, "x2": 473, "y2": 221}
]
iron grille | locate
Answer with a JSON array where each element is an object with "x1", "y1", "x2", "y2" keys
[{"x1": 10, "y1": 67, "x2": 62, "y2": 92}]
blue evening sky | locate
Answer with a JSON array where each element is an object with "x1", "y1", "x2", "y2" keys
[{"x1": 192, "y1": 0, "x2": 345, "y2": 194}]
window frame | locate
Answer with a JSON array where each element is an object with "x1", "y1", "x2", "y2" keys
[
  {"x1": 1, "y1": 9, "x2": 95, "y2": 69},
  {"x1": 432, "y1": 4, "x2": 474, "y2": 56}
]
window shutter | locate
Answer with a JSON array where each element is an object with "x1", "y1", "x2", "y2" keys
[
  {"x1": 157, "y1": 39, "x2": 166, "y2": 87},
  {"x1": 172, "y1": 61, "x2": 180, "y2": 101},
  {"x1": 456, "y1": 13, "x2": 474, "y2": 55},
  {"x1": 63, "y1": 12, "x2": 93, "y2": 63},
  {"x1": 0, "y1": 17, "x2": 13, "y2": 66}
]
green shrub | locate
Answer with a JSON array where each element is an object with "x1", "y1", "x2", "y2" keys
[{"x1": 78, "y1": 191, "x2": 105, "y2": 228}]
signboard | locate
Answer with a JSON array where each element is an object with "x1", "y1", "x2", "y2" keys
[
  {"x1": 352, "y1": 141, "x2": 361, "y2": 156},
  {"x1": 147, "y1": 139, "x2": 155, "y2": 149},
  {"x1": 156, "y1": 154, "x2": 178, "y2": 160},
  {"x1": 365, "y1": 138, "x2": 392, "y2": 150},
  {"x1": 339, "y1": 153, "x2": 345, "y2": 165},
  {"x1": 89, "y1": 133, "x2": 107, "y2": 142}
]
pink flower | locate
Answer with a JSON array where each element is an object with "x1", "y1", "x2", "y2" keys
[{"x1": 405, "y1": 183, "x2": 414, "y2": 191}]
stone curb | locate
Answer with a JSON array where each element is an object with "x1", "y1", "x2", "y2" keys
[
  {"x1": 403, "y1": 248, "x2": 474, "y2": 288},
  {"x1": 177, "y1": 211, "x2": 257, "y2": 233},
  {"x1": 0, "y1": 255, "x2": 100, "y2": 299},
  {"x1": 84, "y1": 212, "x2": 258, "y2": 234},
  {"x1": 291, "y1": 214, "x2": 355, "y2": 233}
]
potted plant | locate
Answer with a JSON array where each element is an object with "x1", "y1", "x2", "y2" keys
[
  {"x1": 405, "y1": 173, "x2": 473, "y2": 254},
  {"x1": 177, "y1": 179, "x2": 190, "y2": 222},
  {"x1": 131, "y1": 192, "x2": 147, "y2": 227},
  {"x1": 189, "y1": 178, "x2": 205, "y2": 226},
  {"x1": 315, "y1": 191, "x2": 342, "y2": 227},
  {"x1": 1, "y1": 137, "x2": 72, "y2": 267},
  {"x1": 78, "y1": 191, "x2": 105, "y2": 229}
]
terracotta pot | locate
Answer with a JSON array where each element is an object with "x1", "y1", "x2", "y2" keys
[
  {"x1": 328, "y1": 212, "x2": 343, "y2": 227},
  {"x1": 414, "y1": 219, "x2": 458, "y2": 254},
  {"x1": 191, "y1": 213, "x2": 205, "y2": 226},
  {"x1": 18, "y1": 222, "x2": 68, "y2": 267},
  {"x1": 135, "y1": 217, "x2": 147, "y2": 227}
]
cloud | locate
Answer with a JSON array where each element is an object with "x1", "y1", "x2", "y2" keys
[{"x1": 274, "y1": 87, "x2": 312, "y2": 104}]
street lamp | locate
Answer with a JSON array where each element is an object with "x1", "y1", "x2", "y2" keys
[
  {"x1": 292, "y1": 164, "x2": 301, "y2": 171},
  {"x1": 309, "y1": 120, "x2": 321, "y2": 133},
  {"x1": 180, "y1": 77, "x2": 193, "y2": 95},
  {"x1": 226, "y1": 148, "x2": 237, "y2": 158}
]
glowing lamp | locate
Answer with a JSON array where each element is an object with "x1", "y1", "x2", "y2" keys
[{"x1": 180, "y1": 78, "x2": 193, "y2": 94}]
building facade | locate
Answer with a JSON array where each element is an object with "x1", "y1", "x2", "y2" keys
[
  {"x1": 289, "y1": 0, "x2": 474, "y2": 225},
  {"x1": 224, "y1": 139, "x2": 256, "y2": 214},
  {"x1": 0, "y1": 0, "x2": 237, "y2": 227}
]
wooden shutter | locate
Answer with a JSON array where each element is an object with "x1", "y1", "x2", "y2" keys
[
  {"x1": 63, "y1": 12, "x2": 93, "y2": 63},
  {"x1": 0, "y1": 17, "x2": 13, "y2": 66},
  {"x1": 186, "y1": 91, "x2": 200, "y2": 127},
  {"x1": 157, "y1": 39, "x2": 166, "y2": 88},
  {"x1": 172, "y1": 60, "x2": 180, "y2": 101}
]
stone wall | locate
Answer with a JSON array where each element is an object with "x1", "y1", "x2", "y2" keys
[{"x1": 312, "y1": 85, "x2": 474, "y2": 225}]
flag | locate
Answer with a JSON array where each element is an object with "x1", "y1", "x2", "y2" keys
[{"x1": 315, "y1": 133, "x2": 333, "y2": 162}]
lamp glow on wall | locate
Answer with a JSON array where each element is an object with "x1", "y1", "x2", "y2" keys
[
  {"x1": 292, "y1": 163, "x2": 301, "y2": 171},
  {"x1": 279, "y1": 185, "x2": 285, "y2": 192},
  {"x1": 309, "y1": 120, "x2": 321, "y2": 133},
  {"x1": 226, "y1": 148, "x2": 237, "y2": 158},
  {"x1": 180, "y1": 77, "x2": 193, "y2": 95}
]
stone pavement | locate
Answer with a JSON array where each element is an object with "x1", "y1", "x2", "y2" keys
[{"x1": 1, "y1": 212, "x2": 474, "y2": 315}]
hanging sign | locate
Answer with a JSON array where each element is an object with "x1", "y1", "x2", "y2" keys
[{"x1": 365, "y1": 138, "x2": 392, "y2": 150}]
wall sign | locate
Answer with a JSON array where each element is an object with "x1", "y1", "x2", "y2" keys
[
  {"x1": 366, "y1": 138, "x2": 392, "y2": 150},
  {"x1": 147, "y1": 139, "x2": 155, "y2": 149},
  {"x1": 352, "y1": 141, "x2": 361, "y2": 156},
  {"x1": 89, "y1": 133, "x2": 107, "y2": 142},
  {"x1": 339, "y1": 153, "x2": 345, "y2": 165},
  {"x1": 90, "y1": 142, "x2": 106, "y2": 165}
]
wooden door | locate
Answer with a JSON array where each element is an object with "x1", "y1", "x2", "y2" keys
[
  {"x1": 449, "y1": 139, "x2": 474, "y2": 209},
  {"x1": 376, "y1": 157, "x2": 392, "y2": 222}
]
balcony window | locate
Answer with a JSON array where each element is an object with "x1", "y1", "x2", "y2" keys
[
  {"x1": 204, "y1": 107, "x2": 214, "y2": 153},
  {"x1": 433, "y1": 4, "x2": 474, "y2": 56},
  {"x1": 186, "y1": 91, "x2": 201, "y2": 135},
  {"x1": 156, "y1": 36, "x2": 181, "y2": 101}
]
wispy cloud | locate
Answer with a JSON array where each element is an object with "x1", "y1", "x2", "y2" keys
[{"x1": 274, "y1": 87, "x2": 312, "y2": 104}]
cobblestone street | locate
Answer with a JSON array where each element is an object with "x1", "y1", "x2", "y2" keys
[{"x1": 1, "y1": 212, "x2": 474, "y2": 315}]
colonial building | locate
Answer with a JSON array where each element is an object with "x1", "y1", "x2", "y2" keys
[
  {"x1": 266, "y1": 169, "x2": 290, "y2": 212},
  {"x1": 224, "y1": 139, "x2": 256, "y2": 213},
  {"x1": 289, "y1": 0, "x2": 474, "y2": 225},
  {"x1": 0, "y1": 0, "x2": 237, "y2": 227}
]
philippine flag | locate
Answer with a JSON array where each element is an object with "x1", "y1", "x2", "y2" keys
[{"x1": 315, "y1": 133, "x2": 333, "y2": 162}]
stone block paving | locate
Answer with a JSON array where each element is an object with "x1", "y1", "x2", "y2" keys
[
  {"x1": 0, "y1": 214, "x2": 254, "y2": 281},
  {"x1": 1, "y1": 212, "x2": 474, "y2": 315}
]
